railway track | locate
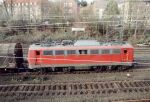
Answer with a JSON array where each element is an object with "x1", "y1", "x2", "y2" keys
[
  {"x1": 0, "y1": 80, "x2": 149, "y2": 101},
  {"x1": 134, "y1": 48, "x2": 150, "y2": 54},
  {"x1": 0, "y1": 68, "x2": 149, "y2": 88}
]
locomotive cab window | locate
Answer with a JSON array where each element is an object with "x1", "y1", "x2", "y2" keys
[
  {"x1": 79, "y1": 50, "x2": 87, "y2": 54},
  {"x1": 35, "y1": 51, "x2": 40, "y2": 55},
  {"x1": 43, "y1": 50, "x2": 53, "y2": 55},
  {"x1": 67, "y1": 50, "x2": 76, "y2": 55},
  {"x1": 55, "y1": 50, "x2": 64, "y2": 55}
]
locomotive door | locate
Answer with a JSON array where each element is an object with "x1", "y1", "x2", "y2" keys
[
  {"x1": 122, "y1": 49, "x2": 128, "y2": 62},
  {"x1": 35, "y1": 51, "x2": 40, "y2": 65}
]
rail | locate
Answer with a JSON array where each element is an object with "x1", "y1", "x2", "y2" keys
[{"x1": 0, "y1": 80, "x2": 149, "y2": 101}]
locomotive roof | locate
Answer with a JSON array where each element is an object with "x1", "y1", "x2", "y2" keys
[
  {"x1": 74, "y1": 40, "x2": 100, "y2": 46},
  {"x1": 29, "y1": 40, "x2": 133, "y2": 50}
]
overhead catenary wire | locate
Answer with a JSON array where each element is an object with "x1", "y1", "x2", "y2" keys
[
  {"x1": 0, "y1": 19, "x2": 149, "y2": 31},
  {"x1": 0, "y1": 19, "x2": 150, "y2": 25}
]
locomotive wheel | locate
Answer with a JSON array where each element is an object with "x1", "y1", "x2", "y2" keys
[
  {"x1": 63, "y1": 67, "x2": 69, "y2": 72},
  {"x1": 90, "y1": 66, "x2": 96, "y2": 71},
  {"x1": 122, "y1": 66, "x2": 128, "y2": 71},
  {"x1": 55, "y1": 67, "x2": 62, "y2": 72},
  {"x1": 69, "y1": 67, "x2": 75, "y2": 72},
  {"x1": 62, "y1": 67, "x2": 75, "y2": 72},
  {"x1": 117, "y1": 66, "x2": 123, "y2": 71},
  {"x1": 106, "y1": 66, "x2": 112, "y2": 72},
  {"x1": 94, "y1": 66, "x2": 103, "y2": 72}
]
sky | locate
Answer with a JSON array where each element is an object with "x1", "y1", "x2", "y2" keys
[
  {"x1": 79, "y1": 0, "x2": 94, "y2": 3},
  {"x1": 0, "y1": 0, "x2": 94, "y2": 3}
]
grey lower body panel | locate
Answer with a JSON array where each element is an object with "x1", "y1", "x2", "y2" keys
[{"x1": 29, "y1": 62, "x2": 134, "y2": 69}]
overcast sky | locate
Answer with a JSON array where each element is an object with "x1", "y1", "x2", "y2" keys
[
  {"x1": 80, "y1": 0, "x2": 94, "y2": 3},
  {"x1": 0, "y1": 0, "x2": 94, "y2": 3},
  {"x1": 0, "y1": 0, "x2": 93, "y2": 3}
]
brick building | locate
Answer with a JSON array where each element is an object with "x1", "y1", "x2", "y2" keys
[{"x1": 59, "y1": 0, "x2": 79, "y2": 21}]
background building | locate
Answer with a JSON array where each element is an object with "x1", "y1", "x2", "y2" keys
[
  {"x1": 60, "y1": 0, "x2": 79, "y2": 21},
  {"x1": 93, "y1": 0, "x2": 108, "y2": 19},
  {"x1": 118, "y1": 0, "x2": 150, "y2": 26},
  {"x1": 4, "y1": 0, "x2": 49, "y2": 22}
]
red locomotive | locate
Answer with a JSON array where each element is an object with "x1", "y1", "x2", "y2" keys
[{"x1": 27, "y1": 40, "x2": 134, "y2": 71}]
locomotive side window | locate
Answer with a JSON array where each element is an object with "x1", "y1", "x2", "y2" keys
[
  {"x1": 101, "y1": 49, "x2": 110, "y2": 54},
  {"x1": 124, "y1": 50, "x2": 127, "y2": 54},
  {"x1": 36, "y1": 51, "x2": 40, "y2": 55},
  {"x1": 90, "y1": 50, "x2": 99, "y2": 54},
  {"x1": 43, "y1": 50, "x2": 53, "y2": 55},
  {"x1": 55, "y1": 50, "x2": 64, "y2": 55},
  {"x1": 112, "y1": 49, "x2": 121, "y2": 54},
  {"x1": 79, "y1": 50, "x2": 88, "y2": 54},
  {"x1": 67, "y1": 50, "x2": 76, "y2": 55}
]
